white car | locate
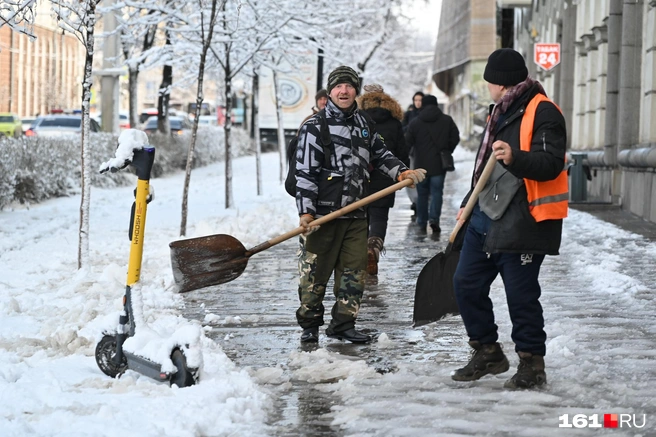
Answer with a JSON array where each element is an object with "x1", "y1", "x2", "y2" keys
[
  {"x1": 198, "y1": 115, "x2": 218, "y2": 126},
  {"x1": 91, "y1": 111, "x2": 130, "y2": 130},
  {"x1": 25, "y1": 115, "x2": 101, "y2": 137},
  {"x1": 21, "y1": 117, "x2": 37, "y2": 134}
]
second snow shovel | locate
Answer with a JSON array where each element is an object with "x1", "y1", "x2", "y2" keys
[
  {"x1": 170, "y1": 178, "x2": 415, "y2": 293},
  {"x1": 413, "y1": 153, "x2": 498, "y2": 327}
]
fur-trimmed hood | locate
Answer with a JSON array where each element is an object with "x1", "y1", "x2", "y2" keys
[{"x1": 357, "y1": 91, "x2": 404, "y2": 122}]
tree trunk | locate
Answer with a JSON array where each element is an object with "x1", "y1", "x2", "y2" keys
[
  {"x1": 157, "y1": 63, "x2": 172, "y2": 134},
  {"x1": 128, "y1": 67, "x2": 139, "y2": 129},
  {"x1": 78, "y1": 1, "x2": 98, "y2": 269},
  {"x1": 253, "y1": 70, "x2": 262, "y2": 195},
  {"x1": 180, "y1": 0, "x2": 220, "y2": 236},
  {"x1": 272, "y1": 69, "x2": 286, "y2": 182},
  {"x1": 224, "y1": 67, "x2": 233, "y2": 209}
]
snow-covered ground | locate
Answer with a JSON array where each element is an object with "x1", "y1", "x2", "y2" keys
[{"x1": 1, "y1": 144, "x2": 655, "y2": 436}]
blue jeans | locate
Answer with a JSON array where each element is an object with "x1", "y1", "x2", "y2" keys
[
  {"x1": 453, "y1": 208, "x2": 547, "y2": 356},
  {"x1": 415, "y1": 174, "x2": 445, "y2": 227}
]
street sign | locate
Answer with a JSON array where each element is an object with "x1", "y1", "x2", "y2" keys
[{"x1": 534, "y1": 43, "x2": 561, "y2": 71}]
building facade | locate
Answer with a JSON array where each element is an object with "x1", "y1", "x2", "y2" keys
[
  {"x1": 0, "y1": 8, "x2": 86, "y2": 117},
  {"x1": 433, "y1": 0, "x2": 656, "y2": 224}
]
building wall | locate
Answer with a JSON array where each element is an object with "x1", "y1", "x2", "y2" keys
[
  {"x1": 513, "y1": 0, "x2": 656, "y2": 224},
  {"x1": 433, "y1": 0, "x2": 496, "y2": 146},
  {"x1": 0, "y1": 23, "x2": 85, "y2": 117}
]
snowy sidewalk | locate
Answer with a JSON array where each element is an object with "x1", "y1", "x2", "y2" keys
[
  {"x1": 184, "y1": 152, "x2": 656, "y2": 436},
  {"x1": 0, "y1": 148, "x2": 654, "y2": 436}
]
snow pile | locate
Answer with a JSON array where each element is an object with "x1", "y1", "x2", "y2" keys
[{"x1": 0, "y1": 152, "x2": 295, "y2": 435}]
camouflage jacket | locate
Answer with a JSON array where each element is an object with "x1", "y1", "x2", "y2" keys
[{"x1": 295, "y1": 99, "x2": 408, "y2": 218}]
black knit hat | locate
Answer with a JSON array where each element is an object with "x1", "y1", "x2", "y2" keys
[
  {"x1": 483, "y1": 48, "x2": 529, "y2": 87},
  {"x1": 422, "y1": 94, "x2": 438, "y2": 107},
  {"x1": 327, "y1": 66, "x2": 361, "y2": 94},
  {"x1": 315, "y1": 89, "x2": 328, "y2": 102}
]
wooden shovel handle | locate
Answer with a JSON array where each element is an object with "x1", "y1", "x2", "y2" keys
[
  {"x1": 246, "y1": 179, "x2": 414, "y2": 256},
  {"x1": 448, "y1": 153, "x2": 498, "y2": 243}
]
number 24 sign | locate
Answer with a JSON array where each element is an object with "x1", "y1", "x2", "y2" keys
[{"x1": 534, "y1": 43, "x2": 561, "y2": 71}]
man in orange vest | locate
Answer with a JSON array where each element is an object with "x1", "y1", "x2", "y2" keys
[{"x1": 450, "y1": 48, "x2": 568, "y2": 389}]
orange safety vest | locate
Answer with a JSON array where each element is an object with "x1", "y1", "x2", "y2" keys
[{"x1": 519, "y1": 94, "x2": 568, "y2": 222}]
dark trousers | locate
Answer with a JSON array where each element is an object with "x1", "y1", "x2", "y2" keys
[
  {"x1": 453, "y1": 221, "x2": 547, "y2": 356},
  {"x1": 296, "y1": 219, "x2": 368, "y2": 332},
  {"x1": 368, "y1": 206, "x2": 390, "y2": 240}
]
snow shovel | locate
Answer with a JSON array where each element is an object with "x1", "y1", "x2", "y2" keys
[
  {"x1": 413, "y1": 153, "x2": 498, "y2": 327},
  {"x1": 170, "y1": 178, "x2": 415, "y2": 293}
]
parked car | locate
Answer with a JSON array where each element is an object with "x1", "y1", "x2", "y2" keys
[
  {"x1": 91, "y1": 111, "x2": 130, "y2": 130},
  {"x1": 143, "y1": 116, "x2": 192, "y2": 135},
  {"x1": 139, "y1": 108, "x2": 159, "y2": 125},
  {"x1": 24, "y1": 115, "x2": 101, "y2": 137},
  {"x1": 198, "y1": 115, "x2": 218, "y2": 127},
  {"x1": 0, "y1": 113, "x2": 22, "y2": 138},
  {"x1": 21, "y1": 117, "x2": 37, "y2": 133}
]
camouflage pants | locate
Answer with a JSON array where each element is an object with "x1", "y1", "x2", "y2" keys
[{"x1": 296, "y1": 218, "x2": 367, "y2": 332}]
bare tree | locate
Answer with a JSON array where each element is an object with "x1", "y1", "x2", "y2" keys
[
  {"x1": 107, "y1": 2, "x2": 159, "y2": 130},
  {"x1": 50, "y1": 0, "x2": 102, "y2": 268},
  {"x1": 179, "y1": 0, "x2": 224, "y2": 236},
  {"x1": 209, "y1": 0, "x2": 290, "y2": 208},
  {"x1": 0, "y1": 0, "x2": 37, "y2": 38}
]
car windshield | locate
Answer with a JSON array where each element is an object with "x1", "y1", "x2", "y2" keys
[
  {"x1": 0, "y1": 116, "x2": 14, "y2": 122},
  {"x1": 40, "y1": 118, "x2": 80, "y2": 128}
]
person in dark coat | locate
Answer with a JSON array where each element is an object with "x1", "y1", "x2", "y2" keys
[
  {"x1": 358, "y1": 84, "x2": 409, "y2": 275},
  {"x1": 450, "y1": 48, "x2": 567, "y2": 389},
  {"x1": 402, "y1": 91, "x2": 424, "y2": 133},
  {"x1": 405, "y1": 94, "x2": 460, "y2": 233}
]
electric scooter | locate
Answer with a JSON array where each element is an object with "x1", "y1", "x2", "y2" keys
[{"x1": 94, "y1": 141, "x2": 197, "y2": 387}]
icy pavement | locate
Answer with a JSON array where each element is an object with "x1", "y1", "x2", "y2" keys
[{"x1": 181, "y1": 157, "x2": 656, "y2": 436}]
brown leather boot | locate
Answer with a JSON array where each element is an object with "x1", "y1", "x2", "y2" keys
[
  {"x1": 366, "y1": 237, "x2": 384, "y2": 275},
  {"x1": 451, "y1": 341, "x2": 510, "y2": 381},
  {"x1": 503, "y1": 352, "x2": 547, "y2": 389}
]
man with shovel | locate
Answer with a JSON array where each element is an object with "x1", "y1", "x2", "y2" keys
[
  {"x1": 450, "y1": 49, "x2": 568, "y2": 388},
  {"x1": 295, "y1": 65, "x2": 426, "y2": 343}
]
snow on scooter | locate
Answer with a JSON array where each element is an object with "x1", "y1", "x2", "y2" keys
[{"x1": 95, "y1": 129, "x2": 198, "y2": 387}]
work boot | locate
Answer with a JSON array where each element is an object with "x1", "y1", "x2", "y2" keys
[
  {"x1": 451, "y1": 341, "x2": 510, "y2": 381},
  {"x1": 300, "y1": 327, "x2": 319, "y2": 343},
  {"x1": 430, "y1": 223, "x2": 441, "y2": 234},
  {"x1": 326, "y1": 327, "x2": 372, "y2": 344},
  {"x1": 366, "y1": 236, "x2": 384, "y2": 275},
  {"x1": 504, "y1": 352, "x2": 547, "y2": 389}
]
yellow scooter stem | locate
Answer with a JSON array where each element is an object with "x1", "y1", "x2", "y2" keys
[{"x1": 127, "y1": 178, "x2": 150, "y2": 285}]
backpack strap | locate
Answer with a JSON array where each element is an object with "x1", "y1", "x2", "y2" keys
[
  {"x1": 317, "y1": 109, "x2": 332, "y2": 168},
  {"x1": 357, "y1": 109, "x2": 376, "y2": 133}
]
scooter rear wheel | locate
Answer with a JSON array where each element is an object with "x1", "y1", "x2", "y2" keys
[
  {"x1": 170, "y1": 348, "x2": 197, "y2": 388},
  {"x1": 95, "y1": 335, "x2": 128, "y2": 378}
]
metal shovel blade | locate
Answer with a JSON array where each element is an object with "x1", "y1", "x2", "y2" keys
[
  {"x1": 412, "y1": 244, "x2": 461, "y2": 327},
  {"x1": 169, "y1": 234, "x2": 248, "y2": 293}
]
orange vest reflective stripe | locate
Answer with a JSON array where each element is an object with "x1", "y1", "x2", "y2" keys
[{"x1": 519, "y1": 94, "x2": 568, "y2": 222}]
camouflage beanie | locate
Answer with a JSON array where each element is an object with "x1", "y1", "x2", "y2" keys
[{"x1": 327, "y1": 66, "x2": 361, "y2": 95}]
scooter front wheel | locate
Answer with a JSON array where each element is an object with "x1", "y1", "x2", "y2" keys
[
  {"x1": 95, "y1": 335, "x2": 128, "y2": 378},
  {"x1": 170, "y1": 348, "x2": 197, "y2": 388}
]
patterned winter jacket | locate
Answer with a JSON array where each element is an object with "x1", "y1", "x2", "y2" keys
[{"x1": 295, "y1": 99, "x2": 408, "y2": 218}]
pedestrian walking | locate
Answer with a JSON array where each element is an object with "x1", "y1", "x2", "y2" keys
[
  {"x1": 294, "y1": 66, "x2": 426, "y2": 344},
  {"x1": 301, "y1": 89, "x2": 329, "y2": 125},
  {"x1": 405, "y1": 94, "x2": 460, "y2": 234},
  {"x1": 357, "y1": 83, "x2": 409, "y2": 275},
  {"x1": 402, "y1": 91, "x2": 424, "y2": 133},
  {"x1": 450, "y1": 48, "x2": 568, "y2": 389}
]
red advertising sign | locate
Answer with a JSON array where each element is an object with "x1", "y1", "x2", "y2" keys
[{"x1": 534, "y1": 43, "x2": 561, "y2": 71}]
